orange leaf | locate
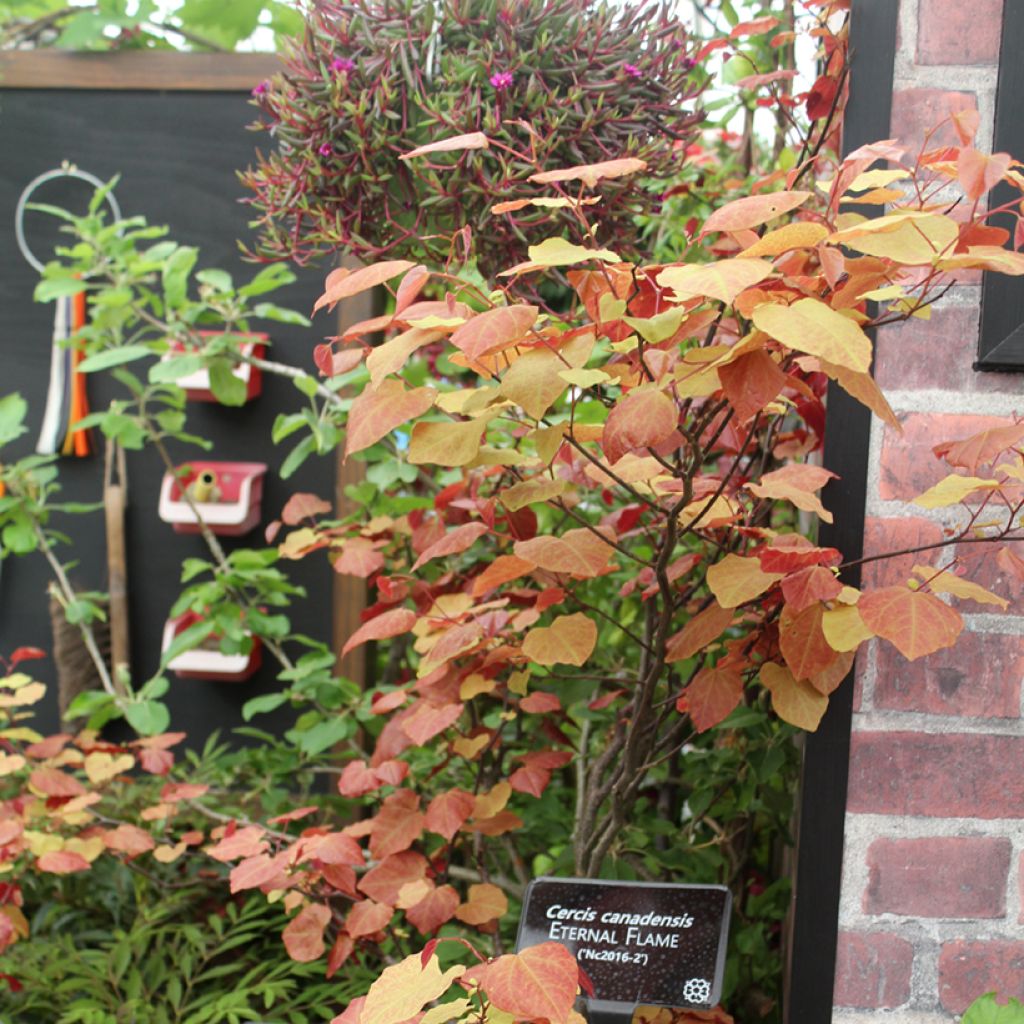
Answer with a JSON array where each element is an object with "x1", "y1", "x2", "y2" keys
[
  {"x1": 472, "y1": 554, "x2": 535, "y2": 596},
  {"x1": 425, "y1": 789, "x2": 476, "y2": 841},
  {"x1": 283, "y1": 903, "x2": 332, "y2": 962},
  {"x1": 230, "y1": 853, "x2": 282, "y2": 893},
  {"x1": 760, "y1": 662, "x2": 828, "y2": 731},
  {"x1": 207, "y1": 825, "x2": 267, "y2": 862},
  {"x1": 28, "y1": 766, "x2": 85, "y2": 798},
  {"x1": 345, "y1": 380, "x2": 436, "y2": 457},
  {"x1": 337, "y1": 759, "x2": 382, "y2": 798},
  {"x1": 346, "y1": 900, "x2": 394, "y2": 939},
  {"x1": 780, "y1": 565, "x2": 843, "y2": 612},
  {"x1": 411, "y1": 523, "x2": 489, "y2": 571},
  {"x1": 455, "y1": 882, "x2": 508, "y2": 925},
  {"x1": 666, "y1": 602, "x2": 734, "y2": 663},
  {"x1": 451, "y1": 305, "x2": 538, "y2": 362},
  {"x1": 706, "y1": 554, "x2": 783, "y2": 609},
  {"x1": 342, "y1": 608, "x2": 417, "y2": 657},
  {"x1": 519, "y1": 691, "x2": 561, "y2": 713},
  {"x1": 464, "y1": 942, "x2": 579, "y2": 1024},
  {"x1": 366, "y1": 328, "x2": 441, "y2": 387},
  {"x1": 718, "y1": 349, "x2": 786, "y2": 424},
  {"x1": 678, "y1": 664, "x2": 744, "y2": 732},
  {"x1": 934, "y1": 421, "x2": 1024, "y2": 472},
  {"x1": 778, "y1": 603, "x2": 838, "y2": 681},
  {"x1": 281, "y1": 493, "x2": 332, "y2": 525},
  {"x1": 957, "y1": 148, "x2": 1011, "y2": 201},
  {"x1": 36, "y1": 850, "x2": 89, "y2": 874},
  {"x1": 529, "y1": 157, "x2": 647, "y2": 187},
  {"x1": 807, "y1": 648, "x2": 855, "y2": 696},
  {"x1": 522, "y1": 613, "x2": 597, "y2": 666},
  {"x1": 103, "y1": 824, "x2": 156, "y2": 858},
  {"x1": 747, "y1": 463, "x2": 836, "y2": 523},
  {"x1": 514, "y1": 527, "x2": 616, "y2": 578},
  {"x1": 369, "y1": 790, "x2": 424, "y2": 858},
  {"x1": 314, "y1": 261, "x2": 417, "y2": 314},
  {"x1": 407, "y1": 884, "x2": 461, "y2": 933},
  {"x1": 602, "y1": 388, "x2": 678, "y2": 464},
  {"x1": 858, "y1": 587, "x2": 963, "y2": 660},
  {"x1": 327, "y1": 933, "x2": 356, "y2": 979},
  {"x1": 358, "y1": 851, "x2": 428, "y2": 904},
  {"x1": 401, "y1": 131, "x2": 490, "y2": 160},
  {"x1": 701, "y1": 191, "x2": 811, "y2": 236},
  {"x1": 401, "y1": 702, "x2": 464, "y2": 745}
]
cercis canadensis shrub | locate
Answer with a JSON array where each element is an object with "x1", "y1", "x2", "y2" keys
[{"x1": 241, "y1": 0, "x2": 703, "y2": 270}]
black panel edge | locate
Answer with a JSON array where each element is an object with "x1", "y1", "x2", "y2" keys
[
  {"x1": 784, "y1": 3, "x2": 898, "y2": 1021},
  {"x1": 977, "y1": 1, "x2": 1024, "y2": 370}
]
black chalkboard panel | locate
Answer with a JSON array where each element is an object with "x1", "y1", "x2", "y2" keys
[
  {"x1": 0, "y1": 86, "x2": 334, "y2": 744},
  {"x1": 517, "y1": 877, "x2": 731, "y2": 1021}
]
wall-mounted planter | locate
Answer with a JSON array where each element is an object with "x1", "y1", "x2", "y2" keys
[
  {"x1": 158, "y1": 460, "x2": 268, "y2": 536},
  {"x1": 161, "y1": 611, "x2": 262, "y2": 683},
  {"x1": 164, "y1": 332, "x2": 267, "y2": 403}
]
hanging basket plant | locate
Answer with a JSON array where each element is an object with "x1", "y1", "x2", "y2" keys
[{"x1": 241, "y1": 0, "x2": 704, "y2": 272}]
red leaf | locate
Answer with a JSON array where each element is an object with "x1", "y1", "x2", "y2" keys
[
  {"x1": 718, "y1": 349, "x2": 786, "y2": 424},
  {"x1": 450, "y1": 305, "x2": 538, "y2": 362},
  {"x1": 411, "y1": 522, "x2": 489, "y2": 571},
  {"x1": 520, "y1": 691, "x2": 561, "y2": 713},
  {"x1": 282, "y1": 493, "x2": 332, "y2": 525},
  {"x1": 342, "y1": 608, "x2": 417, "y2": 657},
  {"x1": 28, "y1": 767, "x2": 85, "y2": 798},
  {"x1": 230, "y1": 854, "x2": 282, "y2": 893},
  {"x1": 425, "y1": 789, "x2": 476, "y2": 841},
  {"x1": 375, "y1": 759, "x2": 409, "y2": 786},
  {"x1": 207, "y1": 825, "x2": 267, "y2": 862},
  {"x1": 401, "y1": 702, "x2": 463, "y2": 746},
  {"x1": 103, "y1": 824, "x2": 155, "y2": 858},
  {"x1": 314, "y1": 261, "x2": 417, "y2": 314},
  {"x1": 779, "y1": 603, "x2": 839, "y2": 681},
  {"x1": 781, "y1": 565, "x2": 843, "y2": 612},
  {"x1": 283, "y1": 903, "x2": 332, "y2": 962},
  {"x1": 338, "y1": 759, "x2": 383, "y2": 798},
  {"x1": 315, "y1": 832, "x2": 364, "y2": 866},
  {"x1": 9, "y1": 647, "x2": 46, "y2": 668},
  {"x1": 934, "y1": 421, "x2": 1024, "y2": 472},
  {"x1": 327, "y1": 933, "x2": 356, "y2": 979},
  {"x1": 509, "y1": 764, "x2": 552, "y2": 797},
  {"x1": 678, "y1": 664, "x2": 744, "y2": 732}
]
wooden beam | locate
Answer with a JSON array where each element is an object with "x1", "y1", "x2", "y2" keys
[
  {"x1": 0, "y1": 51, "x2": 280, "y2": 91},
  {"x1": 333, "y1": 257, "x2": 374, "y2": 689}
]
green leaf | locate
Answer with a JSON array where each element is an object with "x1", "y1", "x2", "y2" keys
[
  {"x1": 252, "y1": 301, "x2": 309, "y2": 325},
  {"x1": 162, "y1": 246, "x2": 198, "y2": 309},
  {"x1": 78, "y1": 345, "x2": 152, "y2": 373},
  {"x1": 0, "y1": 393, "x2": 28, "y2": 446},
  {"x1": 296, "y1": 715, "x2": 351, "y2": 755},
  {"x1": 125, "y1": 699, "x2": 171, "y2": 737},
  {"x1": 150, "y1": 354, "x2": 204, "y2": 383},
  {"x1": 160, "y1": 618, "x2": 217, "y2": 667},
  {"x1": 242, "y1": 692, "x2": 289, "y2": 721},
  {"x1": 208, "y1": 360, "x2": 248, "y2": 406},
  {"x1": 196, "y1": 268, "x2": 234, "y2": 294},
  {"x1": 963, "y1": 994, "x2": 1024, "y2": 1024},
  {"x1": 279, "y1": 435, "x2": 317, "y2": 479},
  {"x1": 34, "y1": 277, "x2": 89, "y2": 302}
]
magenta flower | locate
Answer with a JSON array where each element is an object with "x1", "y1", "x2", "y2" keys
[
  {"x1": 251, "y1": 80, "x2": 269, "y2": 97},
  {"x1": 623, "y1": 63, "x2": 642, "y2": 79},
  {"x1": 489, "y1": 70, "x2": 514, "y2": 91},
  {"x1": 318, "y1": 142, "x2": 332, "y2": 156},
  {"x1": 330, "y1": 57, "x2": 356, "y2": 74}
]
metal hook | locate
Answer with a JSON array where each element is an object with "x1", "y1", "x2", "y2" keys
[{"x1": 14, "y1": 162, "x2": 122, "y2": 274}]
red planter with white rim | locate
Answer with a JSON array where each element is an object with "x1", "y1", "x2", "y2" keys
[
  {"x1": 163, "y1": 332, "x2": 266, "y2": 403},
  {"x1": 161, "y1": 611, "x2": 262, "y2": 683},
  {"x1": 158, "y1": 460, "x2": 268, "y2": 536}
]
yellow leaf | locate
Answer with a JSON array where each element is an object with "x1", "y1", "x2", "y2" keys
[
  {"x1": 452, "y1": 734, "x2": 490, "y2": 760},
  {"x1": 846, "y1": 168, "x2": 911, "y2": 191},
  {"x1": 821, "y1": 604, "x2": 874, "y2": 652},
  {"x1": 499, "y1": 334, "x2": 593, "y2": 420},
  {"x1": 361, "y1": 954, "x2": 466, "y2": 1024},
  {"x1": 818, "y1": 358, "x2": 900, "y2": 431},
  {"x1": 558, "y1": 368, "x2": 611, "y2": 387},
  {"x1": 706, "y1": 554, "x2": 783, "y2": 609},
  {"x1": 153, "y1": 842, "x2": 188, "y2": 864},
  {"x1": 64, "y1": 836, "x2": 105, "y2": 862},
  {"x1": 529, "y1": 157, "x2": 648, "y2": 187},
  {"x1": 500, "y1": 478, "x2": 568, "y2": 511},
  {"x1": 408, "y1": 419, "x2": 488, "y2": 467},
  {"x1": 828, "y1": 211, "x2": 959, "y2": 264},
  {"x1": 530, "y1": 424, "x2": 566, "y2": 464},
  {"x1": 739, "y1": 222, "x2": 829, "y2": 257},
  {"x1": 911, "y1": 565, "x2": 1009, "y2": 609},
  {"x1": 622, "y1": 308, "x2": 687, "y2": 344},
  {"x1": 0, "y1": 752, "x2": 26, "y2": 776},
  {"x1": 678, "y1": 494, "x2": 737, "y2": 530},
  {"x1": 522, "y1": 613, "x2": 597, "y2": 666},
  {"x1": 524, "y1": 238, "x2": 619, "y2": 268},
  {"x1": 507, "y1": 670, "x2": 530, "y2": 695},
  {"x1": 751, "y1": 298, "x2": 872, "y2": 373},
  {"x1": 657, "y1": 258, "x2": 774, "y2": 305},
  {"x1": 419, "y1": 999, "x2": 474, "y2": 1024},
  {"x1": 935, "y1": 246, "x2": 1024, "y2": 275},
  {"x1": 473, "y1": 782, "x2": 511, "y2": 820},
  {"x1": 760, "y1": 661, "x2": 828, "y2": 731},
  {"x1": 366, "y1": 328, "x2": 441, "y2": 387},
  {"x1": 912, "y1": 474, "x2": 1002, "y2": 509},
  {"x1": 84, "y1": 752, "x2": 135, "y2": 785}
]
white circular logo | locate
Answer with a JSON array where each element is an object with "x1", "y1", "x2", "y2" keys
[{"x1": 683, "y1": 977, "x2": 712, "y2": 1005}]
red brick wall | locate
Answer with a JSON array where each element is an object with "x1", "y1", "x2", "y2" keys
[{"x1": 833, "y1": 1, "x2": 1024, "y2": 1020}]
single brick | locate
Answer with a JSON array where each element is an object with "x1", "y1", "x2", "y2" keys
[
  {"x1": 878, "y1": 412, "x2": 1010, "y2": 501},
  {"x1": 917, "y1": 0, "x2": 1003, "y2": 65},
  {"x1": 848, "y1": 732, "x2": 1024, "y2": 817},
  {"x1": 939, "y1": 941, "x2": 1024, "y2": 1013},
  {"x1": 833, "y1": 930, "x2": 914, "y2": 1008},
  {"x1": 865, "y1": 836, "x2": 1011, "y2": 917},
  {"x1": 890, "y1": 89, "x2": 977, "y2": 151},
  {"x1": 874, "y1": 304, "x2": 999, "y2": 393},
  {"x1": 861, "y1": 516, "x2": 944, "y2": 590},
  {"x1": 874, "y1": 630, "x2": 1024, "y2": 718}
]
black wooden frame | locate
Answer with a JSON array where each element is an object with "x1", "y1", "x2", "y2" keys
[
  {"x1": 784, "y1": 3, "x2": 899, "y2": 1020},
  {"x1": 976, "y1": 1, "x2": 1024, "y2": 370}
]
